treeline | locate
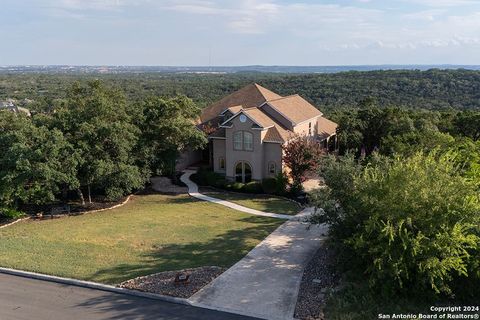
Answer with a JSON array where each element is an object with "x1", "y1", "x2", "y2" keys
[
  {"x1": 1, "y1": 69, "x2": 480, "y2": 112},
  {"x1": 0, "y1": 81, "x2": 206, "y2": 214}
]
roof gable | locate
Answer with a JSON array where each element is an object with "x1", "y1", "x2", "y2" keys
[
  {"x1": 199, "y1": 83, "x2": 282, "y2": 124},
  {"x1": 264, "y1": 95, "x2": 323, "y2": 125}
]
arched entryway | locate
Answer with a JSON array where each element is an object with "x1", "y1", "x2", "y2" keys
[{"x1": 235, "y1": 161, "x2": 252, "y2": 183}]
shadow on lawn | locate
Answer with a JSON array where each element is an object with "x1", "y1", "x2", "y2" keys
[{"x1": 87, "y1": 216, "x2": 282, "y2": 284}]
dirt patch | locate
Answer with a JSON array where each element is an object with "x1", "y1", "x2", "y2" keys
[
  {"x1": 294, "y1": 245, "x2": 340, "y2": 320},
  {"x1": 151, "y1": 176, "x2": 188, "y2": 194},
  {"x1": 119, "y1": 266, "x2": 225, "y2": 298}
]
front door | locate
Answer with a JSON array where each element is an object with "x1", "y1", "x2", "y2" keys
[{"x1": 235, "y1": 162, "x2": 252, "y2": 183}]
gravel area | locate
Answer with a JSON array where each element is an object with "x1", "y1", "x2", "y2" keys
[
  {"x1": 118, "y1": 266, "x2": 225, "y2": 298},
  {"x1": 151, "y1": 176, "x2": 188, "y2": 194},
  {"x1": 294, "y1": 245, "x2": 340, "y2": 320}
]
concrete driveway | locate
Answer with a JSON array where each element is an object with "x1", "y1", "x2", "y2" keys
[
  {"x1": 0, "y1": 273, "x2": 261, "y2": 320},
  {"x1": 189, "y1": 220, "x2": 328, "y2": 320}
]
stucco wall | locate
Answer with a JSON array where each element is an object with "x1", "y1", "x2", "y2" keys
[
  {"x1": 263, "y1": 142, "x2": 283, "y2": 178},
  {"x1": 176, "y1": 149, "x2": 202, "y2": 171},
  {"x1": 225, "y1": 116, "x2": 264, "y2": 181},
  {"x1": 212, "y1": 139, "x2": 226, "y2": 174},
  {"x1": 293, "y1": 117, "x2": 320, "y2": 136}
]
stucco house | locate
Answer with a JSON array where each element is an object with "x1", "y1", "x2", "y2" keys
[{"x1": 178, "y1": 83, "x2": 338, "y2": 183}]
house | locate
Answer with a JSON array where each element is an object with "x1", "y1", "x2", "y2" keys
[
  {"x1": 0, "y1": 99, "x2": 31, "y2": 117},
  {"x1": 178, "y1": 83, "x2": 338, "y2": 183}
]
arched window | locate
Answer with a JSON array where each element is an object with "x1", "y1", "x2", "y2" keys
[
  {"x1": 236, "y1": 161, "x2": 252, "y2": 183},
  {"x1": 233, "y1": 131, "x2": 254, "y2": 151},
  {"x1": 219, "y1": 157, "x2": 225, "y2": 170},
  {"x1": 268, "y1": 162, "x2": 276, "y2": 175},
  {"x1": 244, "y1": 132, "x2": 253, "y2": 151},
  {"x1": 233, "y1": 131, "x2": 243, "y2": 150}
]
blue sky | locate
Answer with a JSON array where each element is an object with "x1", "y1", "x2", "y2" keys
[{"x1": 1, "y1": 0, "x2": 480, "y2": 66}]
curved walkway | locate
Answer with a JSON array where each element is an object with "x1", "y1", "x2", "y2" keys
[{"x1": 180, "y1": 170, "x2": 294, "y2": 220}]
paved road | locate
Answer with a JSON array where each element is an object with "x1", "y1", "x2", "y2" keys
[{"x1": 0, "y1": 273, "x2": 260, "y2": 320}]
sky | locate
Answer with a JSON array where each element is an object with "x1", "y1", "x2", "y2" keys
[{"x1": 1, "y1": 0, "x2": 480, "y2": 66}]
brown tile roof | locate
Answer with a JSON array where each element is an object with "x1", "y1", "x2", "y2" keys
[
  {"x1": 264, "y1": 95, "x2": 323, "y2": 125},
  {"x1": 317, "y1": 117, "x2": 338, "y2": 140},
  {"x1": 198, "y1": 83, "x2": 282, "y2": 124},
  {"x1": 264, "y1": 126, "x2": 294, "y2": 143},
  {"x1": 242, "y1": 108, "x2": 276, "y2": 128},
  {"x1": 226, "y1": 105, "x2": 243, "y2": 114}
]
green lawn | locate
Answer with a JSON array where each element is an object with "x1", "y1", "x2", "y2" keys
[
  {"x1": 0, "y1": 194, "x2": 283, "y2": 284},
  {"x1": 200, "y1": 188, "x2": 301, "y2": 215}
]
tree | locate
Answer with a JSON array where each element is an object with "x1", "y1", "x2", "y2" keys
[
  {"x1": 136, "y1": 95, "x2": 207, "y2": 175},
  {"x1": 282, "y1": 135, "x2": 323, "y2": 192},
  {"x1": 0, "y1": 112, "x2": 79, "y2": 207},
  {"x1": 311, "y1": 151, "x2": 480, "y2": 298},
  {"x1": 52, "y1": 80, "x2": 144, "y2": 203}
]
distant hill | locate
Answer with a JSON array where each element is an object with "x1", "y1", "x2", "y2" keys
[
  {"x1": 1, "y1": 65, "x2": 480, "y2": 74},
  {"x1": 1, "y1": 69, "x2": 480, "y2": 111}
]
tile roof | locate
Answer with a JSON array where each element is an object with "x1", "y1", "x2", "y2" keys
[
  {"x1": 264, "y1": 125, "x2": 294, "y2": 143},
  {"x1": 317, "y1": 117, "x2": 338, "y2": 140},
  {"x1": 198, "y1": 83, "x2": 281, "y2": 124},
  {"x1": 264, "y1": 95, "x2": 323, "y2": 125}
]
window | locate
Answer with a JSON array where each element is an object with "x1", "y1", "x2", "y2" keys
[
  {"x1": 244, "y1": 132, "x2": 253, "y2": 151},
  {"x1": 233, "y1": 131, "x2": 243, "y2": 150},
  {"x1": 268, "y1": 162, "x2": 276, "y2": 175},
  {"x1": 219, "y1": 157, "x2": 225, "y2": 170},
  {"x1": 233, "y1": 131, "x2": 254, "y2": 151},
  {"x1": 308, "y1": 122, "x2": 312, "y2": 136}
]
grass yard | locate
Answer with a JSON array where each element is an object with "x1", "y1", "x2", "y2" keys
[
  {"x1": 200, "y1": 188, "x2": 301, "y2": 215},
  {"x1": 0, "y1": 194, "x2": 283, "y2": 284}
]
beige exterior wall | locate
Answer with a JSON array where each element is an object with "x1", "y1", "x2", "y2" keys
[
  {"x1": 263, "y1": 143, "x2": 283, "y2": 178},
  {"x1": 224, "y1": 116, "x2": 265, "y2": 181},
  {"x1": 292, "y1": 116, "x2": 320, "y2": 136},
  {"x1": 212, "y1": 138, "x2": 226, "y2": 174},
  {"x1": 176, "y1": 149, "x2": 202, "y2": 171}
]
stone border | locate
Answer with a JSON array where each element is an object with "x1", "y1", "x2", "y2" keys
[
  {"x1": 0, "y1": 195, "x2": 134, "y2": 228},
  {"x1": 0, "y1": 267, "x2": 191, "y2": 306},
  {"x1": 0, "y1": 217, "x2": 31, "y2": 229}
]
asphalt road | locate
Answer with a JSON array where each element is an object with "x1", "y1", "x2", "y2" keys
[{"x1": 0, "y1": 273, "x2": 261, "y2": 320}]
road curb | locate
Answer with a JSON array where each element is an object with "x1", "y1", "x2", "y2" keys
[{"x1": 0, "y1": 267, "x2": 192, "y2": 307}]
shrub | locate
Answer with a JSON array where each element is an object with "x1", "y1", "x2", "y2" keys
[
  {"x1": 228, "y1": 182, "x2": 245, "y2": 191},
  {"x1": 244, "y1": 181, "x2": 263, "y2": 194},
  {"x1": 194, "y1": 168, "x2": 224, "y2": 187},
  {"x1": 0, "y1": 208, "x2": 25, "y2": 220},
  {"x1": 312, "y1": 151, "x2": 480, "y2": 297},
  {"x1": 274, "y1": 172, "x2": 289, "y2": 195},
  {"x1": 262, "y1": 178, "x2": 277, "y2": 194}
]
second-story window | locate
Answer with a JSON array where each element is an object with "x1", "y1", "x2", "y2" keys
[
  {"x1": 244, "y1": 132, "x2": 253, "y2": 151},
  {"x1": 309, "y1": 122, "x2": 312, "y2": 135},
  {"x1": 233, "y1": 131, "x2": 243, "y2": 150},
  {"x1": 233, "y1": 131, "x2": 254, "y2": 151}
]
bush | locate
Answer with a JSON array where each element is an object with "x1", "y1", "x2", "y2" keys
[
  {"x1": 0, "y1": 208, "x2": 25, "y2": 220},
  {"x1": 312, "y1": 151, "x2": 480, "y2": 297},
  {"x1": 228, "y1": 182, "x2": 245, "y2": 191},
  {"x1": 194, "y1": 168, "x2": 225, "y2": 187},
  {"x1": 274, "y1": 172, "x2": 289, "y2": 195},
  {"x1": 244, "y1": 181, "x2": 263, "y2": 194},
  {"x1": 262, "y1": 178, "x2": 277, "y2": 194}
]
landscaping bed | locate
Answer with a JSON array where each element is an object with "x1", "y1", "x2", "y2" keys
[
  {"x1": 294, "y1": 245, "x2": 340, "y2": 320},
  {"x1": 119, "y1": 266, "x2": 225, "y2": 298}
]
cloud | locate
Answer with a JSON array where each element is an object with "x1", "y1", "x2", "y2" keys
[{"x1": 402, "y1": 0, "x2": 478, "y2": 7}]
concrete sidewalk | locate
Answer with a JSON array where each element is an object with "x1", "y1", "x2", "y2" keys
[
  {"x1": 188, "y1": 220, "x2": 328, "y2": 320},
  {"x1": 180, "y1": 170, "x2": 293, "y2": 220}
]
